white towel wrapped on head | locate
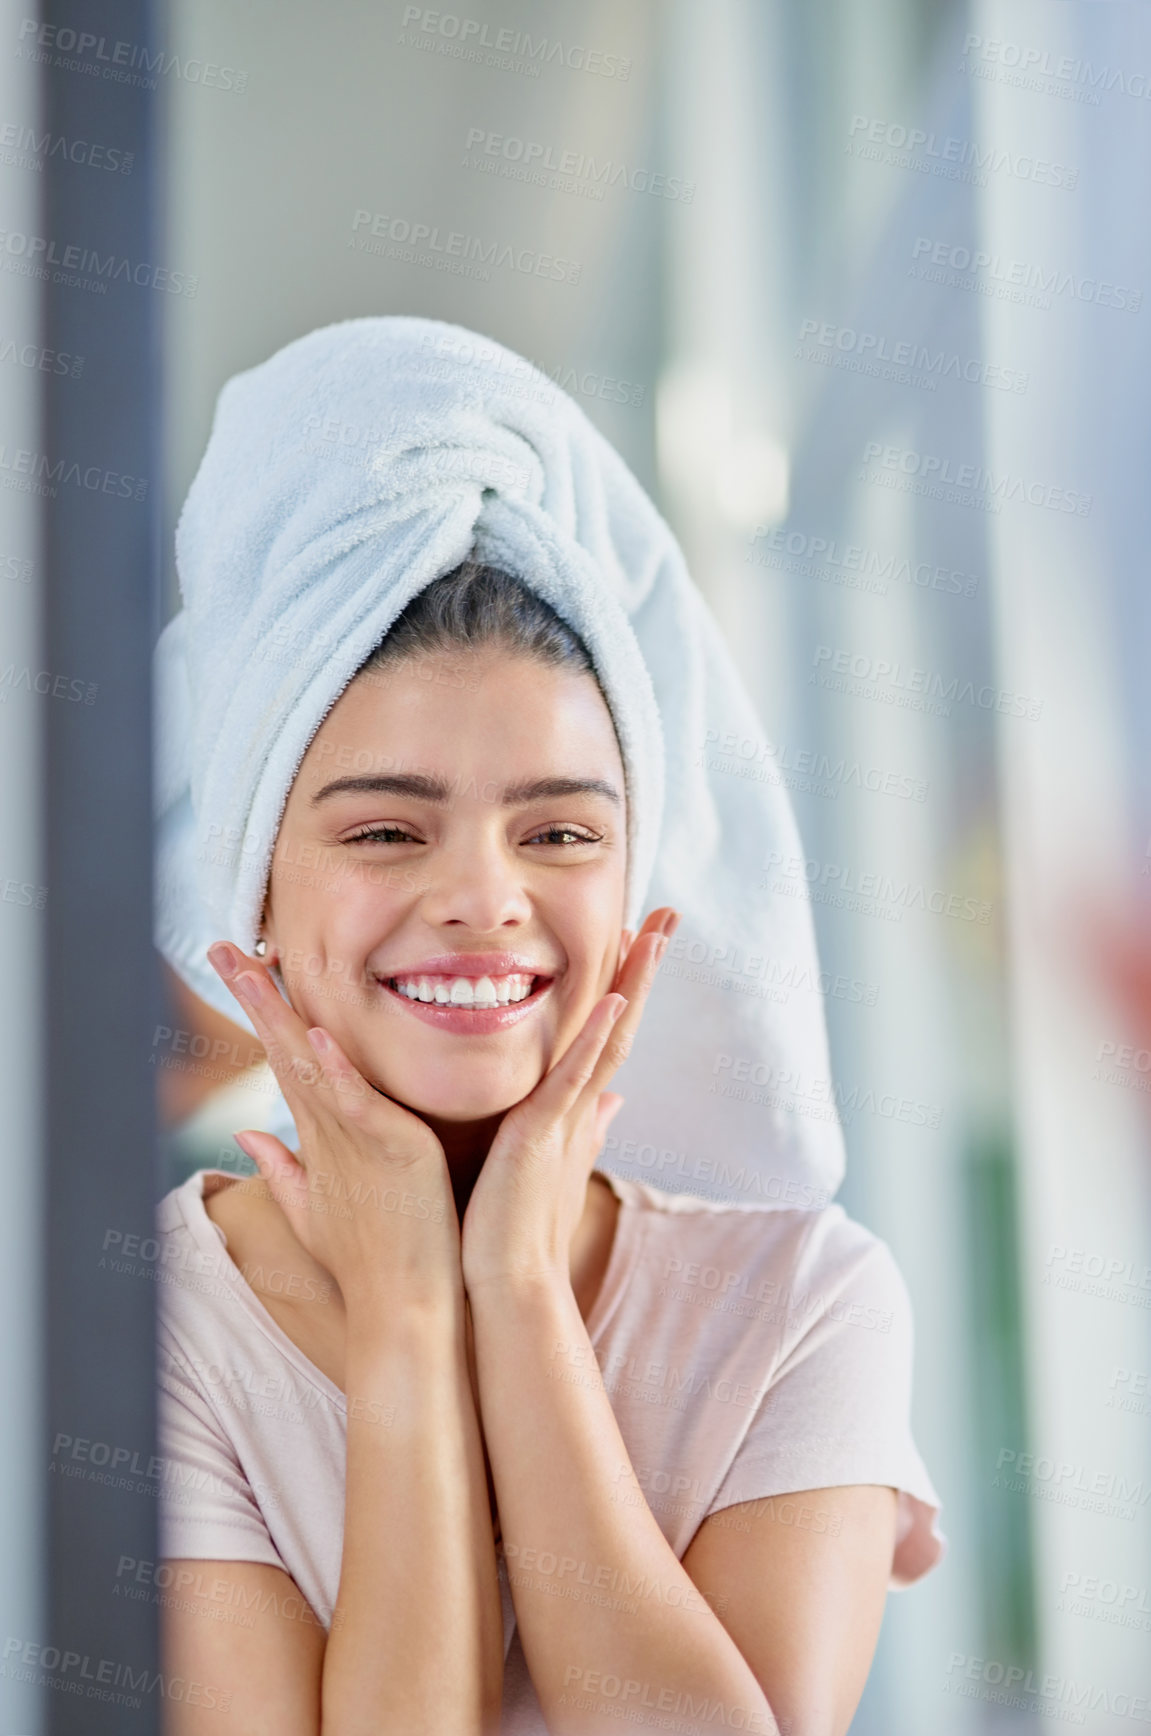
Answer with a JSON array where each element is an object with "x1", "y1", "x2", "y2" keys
[{"x1": 155, "y1": 316, "x2": 845, "y2": 1209}]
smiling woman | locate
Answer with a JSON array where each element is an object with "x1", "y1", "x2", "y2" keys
[
  {"x1": 152, "y1": 318, "x2": 944, "y2": 1736},
  {"x1": 257, "y1": 565, "x2": 630, "y2": 1140}
]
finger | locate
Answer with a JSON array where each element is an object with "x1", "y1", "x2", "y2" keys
[
  {"x1": 611, "y1": 909, "x2": 674, "y2": 1003},
  {"x1": 207, "y1": 943, "x2": 357, "y2": 1132},
  {"x1": 304, "y1": 1026, "x2": 376, "y2": 1119},
  {"x1": 611, "y1": 908, "x2": 676, "y2": 991},
  {"x1": 582, "y1": 925, "x2": 672, "y2": 1105},
  {"x1": 302, "y1": 1026, "x2": 448, "y2": 1169},
  {"x1": 233, "y1": 1127, "x2": 299, "y2": 1181},
  {"x1": 233, "y1": 1129, "x2": 313, "y2": 1222},
  {"x1": 208, "y1": 943, "x2": 306, "y2": 1063},
  {"x1": 592, "y1": 1092, "x2": 625, "y2": 1151},
  {"x1": 500, "y1": 923, "x2": 669, "y2": 1139},
  {"x1": 512, "y1": 994, "x2": 627, "y2": 1131}
]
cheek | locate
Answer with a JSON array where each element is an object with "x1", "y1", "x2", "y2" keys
[
  {"x1": 551, "y1": 888, "x2": 624, "y2": 998},
  {"x1": 275, "y1": 855, "x2": 405, "y2": 938},
  {"x1": 271, "y1": 869, "x2": 408, "y2": 1004}
]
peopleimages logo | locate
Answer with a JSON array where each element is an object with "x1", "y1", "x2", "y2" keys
[
  {"x1": 797, "y1": 317, "x2": 1028, "y2": 393},
  {"x1": 847, "y1": 114, "x2": 1079, "y2": 190},
  {"x1": 350, "y1": 208, "x2": 581, "y2": 284},
  {"x1": 0, "y1": 445, "x2": 147, "y2": 502},
  {"x1": 910, "y1": 237, "x2": 1141, "y2": 312},
  {"x1": 1044, "y1": 1242, "x2": 1151, "y2": 1310},
  {"x1": 0, "y1": 226, "x2": 197, "y2": 296},
  {"x1": 397, "y1": 7, "x2": 631, "y2": 80},
  {"x1": 0, "y1": 339, "x2": 84, "y2": 377},
  {"x1": 462, "y1": 128, "x2": 693, "y2": 202},
  {"x1": 1060, "y1": 1568, "x2": 1151, "y2": 1629},
  {"x1": 0, "y1": 121, "x2": 133, "y2": 173},
  {"x1": 709, "y1": 1053, "x2": 941, "y2": 1131},
  {"x1": 417, "y1": 328, "x2": 646, "y2": 408},
  {"x1": 763, "y1": 849, "x2": 992, "y2": 925},
  {"x1": 960, "y1": 32, "x2": 1151, "y2": 103},
  {"x1": 600, "y1": 1133, "x2": 831, "y2": 1208},
  {"x1": 859, "y1": 441, "x2": 1092, "y2": 517},
  {"x1": 2, "y1": 1632, "x2": 233, "y2": 1714},
  {"x1": 16, "y1": 18, "x2": 248, "y2": 92},
  {"x1": 944, "y1": 1651, "x2": 1151, "y2": 1725},
  {"x1": 748, "y1": 525, "x2": 979, "y2": 599},
  {"x1": 993, "y1": 1447, "x2": 1150, "y2": 1514},
  {"x1": 811, "y1": 644, "x2": 1044, "y2": 721},
  {"x1": 699, "y1": 725, "x2": 929, "y2": 803}
]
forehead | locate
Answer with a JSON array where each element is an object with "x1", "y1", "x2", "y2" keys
[{"x1": 293, "y1": 648, "x2": 624, "y2": 800}]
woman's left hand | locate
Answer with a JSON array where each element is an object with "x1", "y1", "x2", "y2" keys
[{"x1": 460, "y1": 907, "x2": 678, "y2": 1298}]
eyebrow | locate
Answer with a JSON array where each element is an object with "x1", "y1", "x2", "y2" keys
[{"x1": 309, "y1": 773, "x2": 622, "y2": 808}]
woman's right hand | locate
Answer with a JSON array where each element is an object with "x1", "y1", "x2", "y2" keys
[{"x1": 206, "y1": 940, "x2": 460, "y2": 1312}]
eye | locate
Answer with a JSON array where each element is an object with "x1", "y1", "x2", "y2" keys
[
  {"x1": 344, "y1": 824, "x2": 420, "y2": 845},
  {"x1": 525, "y1": 825, "x2": 603, "y2": 846}
]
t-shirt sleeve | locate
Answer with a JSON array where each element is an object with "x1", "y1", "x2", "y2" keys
[
  {"x1": 704, "y1": 1225, "x2": 946, "y2": 1587},
  {"x1": 157, "y1": 1329, "x2": 289, "y2": 1572}
]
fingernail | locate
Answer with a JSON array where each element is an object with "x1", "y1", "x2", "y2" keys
[
  {"x1": 209, "y1": 942, "x2": 239, "y2": 978},
  {"x1": 607, "y1": 995, "x2": 627, "y2": 1024},
  {"x1": 233, "y1": 971, "x2": 266, "y2": 1005},
  {"x1": 306, "y1": 1028, "x2": 331, "y2": 1055},
  {"x1": 664, "y1": 911, "x2": 681, "y2": 937},
  {"x1": 654, "y1": 935, "x2": 670, "y2": 964}
]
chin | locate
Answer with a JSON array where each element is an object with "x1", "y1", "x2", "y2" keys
[
  {"x1": 367, "y1": 1055, "x2": 541, "y2": 1124},
  {"x1": 394, "y1": 1083, "x2": 526, "y2": 1123}
]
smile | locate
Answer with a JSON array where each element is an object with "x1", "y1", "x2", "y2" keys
[
  {"x1": 388, "y1": 972, "x2": 535, "y2": 1007},
  {"x1": 376, "y1": 971, "x2": 553, "y2": 1033}
]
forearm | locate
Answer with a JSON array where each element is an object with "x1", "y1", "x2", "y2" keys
[
  {"x1": 321, "y1": 1292, "x2": 504, "y2": 1736},
  {"x1": 468, "y1": 1280, "x2": 777, "y2": 1736}
]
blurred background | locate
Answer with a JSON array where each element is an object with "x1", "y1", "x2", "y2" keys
[{"x1": 3, "y1": 0, "x2": 1150, "y2": 1730}]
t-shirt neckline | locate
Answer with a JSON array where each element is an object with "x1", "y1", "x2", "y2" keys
[{"x1": 178, "y1": 1166, "x2": 641, "y2": 1407}]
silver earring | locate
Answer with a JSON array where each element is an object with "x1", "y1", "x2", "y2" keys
[{"x1": 253, "y1": 936, "x2": 268, "y2": 957}]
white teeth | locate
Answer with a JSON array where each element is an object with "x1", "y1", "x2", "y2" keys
[
  {"x1": 389, "y1": 971, "x2": 539, "y2": 1007},
  {"x1": 473, "y1": 977, "x2": 498, "y2": 1008}
]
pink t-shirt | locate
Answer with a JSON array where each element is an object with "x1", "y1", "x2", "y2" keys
[{"x1": 156, "y1": 1169, "x2": 945, "y2": 1731}]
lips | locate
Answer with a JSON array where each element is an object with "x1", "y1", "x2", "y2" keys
[{"x1": 373, "y1": 956, "x2": 556, "y2": 1033}]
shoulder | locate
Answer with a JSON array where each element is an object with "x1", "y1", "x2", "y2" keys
[
  {"x1": 607, "y1": 1173, "x2": 913, "y2": 1352},
  {"x1": 153, "y1": 1169, "x2": 263, "y2": 1380},
  {"x1": 154, "y1": 1169, "x2": 237, "y2": 1295},
  {"x1": 608, "y1": 1172, "x2": 903, "y2": 1288}
]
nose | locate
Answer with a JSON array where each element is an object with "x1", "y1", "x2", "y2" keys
[{"x1": 418, "y1": 827, "x2": 533, "y2": 933}]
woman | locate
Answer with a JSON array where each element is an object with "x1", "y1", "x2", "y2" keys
[{"x1": 153, "y1": 321, "x2": 944, "y2": 1735}]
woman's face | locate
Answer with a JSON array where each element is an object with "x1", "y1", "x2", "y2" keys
[{"x1": 261, "y1": 647, "x2": 628, "y2": 1122}]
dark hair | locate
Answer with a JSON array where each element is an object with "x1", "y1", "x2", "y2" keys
[{"x1": 357, "y1": 558, "x2": 597, "y2": 681}]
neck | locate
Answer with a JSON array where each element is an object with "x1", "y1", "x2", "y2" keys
[
  {"x1": 414, "y1": 1111, "x2": 616, "y2": 1318},
  {"x1": 418, "y1": 1110, "x2": 504, "y2": 1220}
]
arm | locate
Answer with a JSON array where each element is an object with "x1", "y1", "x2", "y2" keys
[
  {"x1": 679, "y1": 1485, "x2": 898, "y2": 1736},
  {"x1": 322, "y1": 1285, "x2": 504, "y2": 1736},
  {"x1": 461, "y1": 910, "x2": 777, "y2": 1734},
  {"x1": 161, "y1": 942, "x2": 503, "y2": 1735},
  {"x1": 161, "y1": 1300, "x2": 499, "y2": 1736},
  {"x1": 468, "y1": 1276, "x2": 779, "y2": 1735},
  {"x1": 161, "y1": 1560, "x2": 325, "y2": 1736}
]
